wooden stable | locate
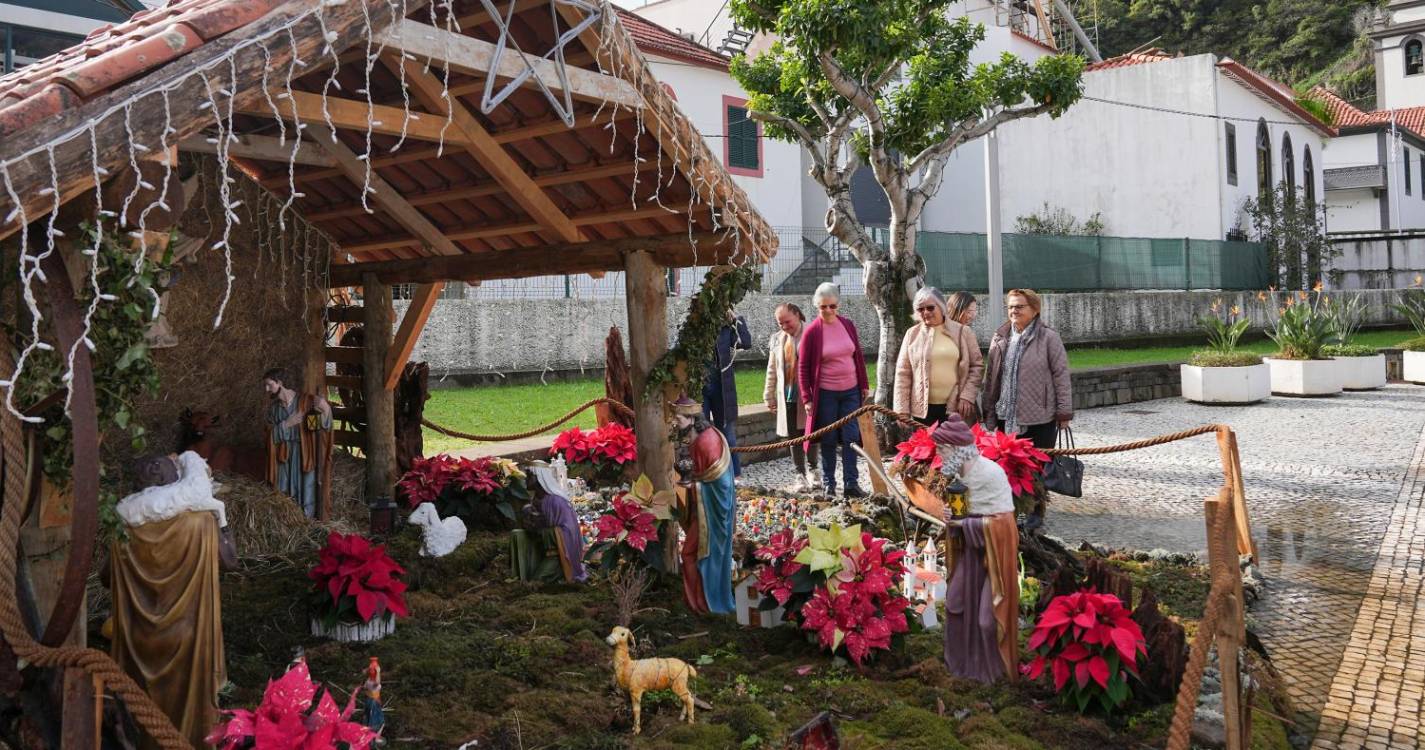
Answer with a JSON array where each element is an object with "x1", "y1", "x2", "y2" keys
[{"x1": 0, "y1": 0, "x2": 774, "y2": 744}]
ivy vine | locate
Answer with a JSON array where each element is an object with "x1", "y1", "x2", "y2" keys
[
  {"x1": 10, "y1": 223, "x2": 169, "y2": 488},
  {"x1": 644, "y1": 264, "x2": 761, "y2": 399}
]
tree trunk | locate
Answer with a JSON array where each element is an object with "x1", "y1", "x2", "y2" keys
[{"x1": 865, "y1": 221, "x2": 923, "y2": 408}]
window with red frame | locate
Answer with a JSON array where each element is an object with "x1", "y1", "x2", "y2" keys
[{"x1": 726, "y1": 102, "x2": 761, "y2": 173}]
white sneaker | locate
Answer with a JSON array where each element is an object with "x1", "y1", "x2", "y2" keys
[
  {"x1": 785, "y1": 477, "x2": 809, "y2": 494},
  {"x1": 806, "y1": 471, "x2": 824, "y2": 491}
]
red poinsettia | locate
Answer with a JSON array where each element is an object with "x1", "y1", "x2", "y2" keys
[
  {"x1": 308, "y1": 532, "x2": 409, "y2": 626},
  {"x1": 591, "y1": 422, "x2": 637, "y2": 464},
  {"x1": 396, "y1": 454, "x2": 457, "y2": 507},
  {"x1": 1022, "y1": 589, "x2": 1148, "y2": 714},
  {"x1": 551, "y1": 427, "x2": 593, "y2": 464},
  {"x1": 893, "y1": 426, "x2": 943, "y2": 469},
  {"x1": 793, "y1": 532, "x2": 910, "y2": 666},
  {"x1": 753, "y1": 528, "x2": 809, "y2": 609},
  {"x1": 452, "y1": 457, "x2": 503, "y2": 495},
  {"x1": 594, "y1": 495, "x2": 659, "y2": 552},
  {"x1": 206, "y1": 661, "x2": 377, "y2": 750},
  {"x1": 971, "y1": 423, "x2": 1050, "y2": 497}
]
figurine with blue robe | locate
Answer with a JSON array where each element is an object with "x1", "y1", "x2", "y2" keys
[{"x1": 671, "y1": 396, "x2": 736, "y2": 615}]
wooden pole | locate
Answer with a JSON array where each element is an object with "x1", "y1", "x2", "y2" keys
[
  {"x1": 362, "y1": 273, "x2": 397, "y2": 504},
  {"x1": 857, "y1": 413, "x2": 887, "y2": 494},
  {"x1": 624, "y1": 251, "x2": 676, "y2": 569},
  {"x1": 302, "y1": 285, "x2": 327, "y2": 398},
  {"x1": 1206, "y1": 495, "x2": 1248, "y2": 750}
]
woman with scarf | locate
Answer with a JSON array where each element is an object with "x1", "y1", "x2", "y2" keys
[
  {"x1": 981, "y1": 289, "x2": 1072, "y2": 452},
  {"x1": 894, "y1": 287, "x2": 983, "y2": 427}
]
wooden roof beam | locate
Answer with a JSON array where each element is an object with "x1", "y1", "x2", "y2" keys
[
  {"x1": 376, "y1": 19, "x2": 643, "y2": 110},
  {"x1": 385, "y1": 281, "x2": 444, "y2": 390},
  {"x1": 235, "y1": 90, "x2": 471, "y2": 147},
  {"x1": 387, "y1": 53, "x2": 583, "y2": 244},
  {"x1": 308, "y1": 128, "x2": 463, "y2": 257},
  {"x1": 340, "y1": 203, "x2": 696, "y2": 254},
  {"x1": 178, "y1": 133, "x2": 336, "y2": 167},
  {"x1": 331, "y1": 231, "x2": 748, "y2": 285}
]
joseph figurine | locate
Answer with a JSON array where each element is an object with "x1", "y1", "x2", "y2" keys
[
  {"x1": 671, "y1": 396, "x2": 737, "y2": 615},
  {"x1": 262, "y1": 367, "x2": 333, "y2": 518}
]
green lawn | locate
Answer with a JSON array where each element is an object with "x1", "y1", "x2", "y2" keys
[{"x1": 423, "y1": 328, "x2": 1418, "y2": 454}]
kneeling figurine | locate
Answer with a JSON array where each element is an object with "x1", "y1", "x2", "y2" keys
[{"x1": 606, "y1": 626, "x2": 696, "y2": 735}]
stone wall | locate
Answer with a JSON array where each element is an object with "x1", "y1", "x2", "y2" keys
[
  {"x1": 398, "y1": 289, "x2": 1411, "y2": 381},
  {"x1": 1069, "y1": 363, "x2": 1182, "y2": 410}
]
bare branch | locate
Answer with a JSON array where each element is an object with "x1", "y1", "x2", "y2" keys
[
  {"x1": 749, "y1": 110, "x2": 826, "y2": 172},
  {"x1": 871, "y1": 60, "x2": 901, "y2": 92},
  {"x1": 907, "y1": 101, "x2": 1053, "y2": 176}
]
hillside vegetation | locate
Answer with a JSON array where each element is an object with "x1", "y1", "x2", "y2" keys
[{"x1": 1092, "y1": 0, "x2": 1384, "y2": 108}]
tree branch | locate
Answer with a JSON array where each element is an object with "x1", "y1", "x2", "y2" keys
[
  {"x1": 748, "y1": 110, "x2": 826, "y2": 173},
  {"x1": 907, "y1": 102, "x2": 1052, "y2": 176}
]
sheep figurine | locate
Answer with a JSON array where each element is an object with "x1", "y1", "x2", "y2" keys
[
  {"x1": 606, "y1": 626, "x2": 697, "y2": 735},
  {"x1": 408, "y1": 503, "x2": 466, "y2": 558}
]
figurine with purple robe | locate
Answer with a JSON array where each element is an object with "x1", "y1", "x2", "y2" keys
[
  {"x1": 932, "y1": 416, "x2": 1020, "y2": 683},
  {"x1": 525, "y1": 460, "x2": 587, "y2": 583}
]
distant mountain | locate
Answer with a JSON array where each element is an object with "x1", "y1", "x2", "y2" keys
[{"x1": 1092, "y1": 0, "x2": 1384, "y2": 109}]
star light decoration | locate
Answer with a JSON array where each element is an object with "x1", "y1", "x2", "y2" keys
[{"x1": 478, "y1": 0, "x2": 603, "y2": 127}]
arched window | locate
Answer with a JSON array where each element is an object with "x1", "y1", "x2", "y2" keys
[
  {"x1": 1408, "y1": 38, "x2": 1424, "y2": 76},
  {"x1": 1303, "y1": 146, "x2": 1315, "y2": 206},
  {"x1": 1282, "y1": 133, "x2": 1296, "y2": 200},
  {"x1": 1256, "y1": 120, "x2": 1272, "y2": 205}
]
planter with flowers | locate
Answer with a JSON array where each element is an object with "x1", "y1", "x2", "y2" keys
[
  {"x1": 1323, "y1": 292, "x2": 1386, "y2": 390},
  {"x1": 397, "y1": 455, "x2": 528, "y2": 530},
  {"x1": 753, "y1": 523, "x2": 911, "y2": 667},
  {"x1": 1021, "y1": 589, "x2": 1148, "y2": 715},
  {"x1": 890, "y1": 423, "x2": 1048, "y2": 518},
  {"x1": 1181, "y1": 298, "x2": 1269, "y2": 404},
  {"x1": 585, "y1": 474, "x2": 672, "y2": 575},
  {"x1": 207, "y1": 660, "x2": 378, "y2": 750},
  {"x1": 550, "y1": 423, "x2": 637, "y2": 487},
  {"x1": 308, "y1": 532, "x2": 409, "y2": 642},
  {"x1": 1264, "y1": 286, "x2": 1342, "y2": 396},
  {"x1": 1393, "y1": 283, "x2": 1425, "y2": 383}
]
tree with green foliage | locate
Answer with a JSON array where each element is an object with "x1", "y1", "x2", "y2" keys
[{"x1": 727, "y1": 0, "x2": 1085, "y2": 405}]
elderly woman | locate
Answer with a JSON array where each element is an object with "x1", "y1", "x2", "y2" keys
[
  {"x1": 798, "y1": 283, "x2": 870, "y2": 498},
  {"x1": 981, "y1": 289, "x2": 1072, "y2": 451},
  {"x1": 947, "y1": 291, "x2": 979, "y2": 327},
  {"x1": 763, "y1": 302, "x2": 819, "y2": 491},
  {"x1": 894, "y1": 287, "x2": 983, "y2": 426}
]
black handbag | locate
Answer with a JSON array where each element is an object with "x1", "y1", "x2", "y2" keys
[{"x1": 1042, "y1": 427, "x2": 1084, "y2": 498}]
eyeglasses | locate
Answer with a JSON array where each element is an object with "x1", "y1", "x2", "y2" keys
[
  {"x1": 916, "y1": 306, "x2": 938, "y2": 313},
  {"x1": 819, "y1": 304, "x2": 838, "y2": 310},
  {"x1": 1006, "y1": 304, "x2": 1028, "y2": 311}
]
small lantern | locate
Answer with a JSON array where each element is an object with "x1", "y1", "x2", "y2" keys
[
  {"x1": 369, "y1": 495, "x2": 397, "y2": 537},
  {"x1": 943, "y1": 478, "x2": 968, "y2": 518},
  {"x1": 304, "y1": 407, "x2": 322, "y2": 432}
]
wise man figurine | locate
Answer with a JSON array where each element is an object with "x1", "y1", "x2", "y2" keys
[
  {"x1": 262, "y1": 367, "x2": 333, "y2": 519},
  {"x1": 670, "y1": 395, "x2": 736, "y2": 615},
  {"x1": 932, "y1": 415, "x2": 1019, "y2": 683}
]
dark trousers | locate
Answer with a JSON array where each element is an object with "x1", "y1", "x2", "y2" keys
[
  {"x1": 1017, "y1": 421, "x2": 1057, "y2": 450},
  {"x1": 915, "y1": 403, "x2": 950, "y2": 427},
  {"x1": 815, "y1": 387, "x2": 862, "y2": 491},
  {"x1": 702, "y1": 390, "x2": 741, "y2": 477},
  {"x1": 785, "y1": 397, "x2": 818, "y2": 475}
]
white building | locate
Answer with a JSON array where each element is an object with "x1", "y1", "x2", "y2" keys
[
  {"x1": 0, "y1": 0, "x2": 137, "y2": 73},
  {"x1": 1312, "y1": 0, "x2": 1425, "y2": 233}
]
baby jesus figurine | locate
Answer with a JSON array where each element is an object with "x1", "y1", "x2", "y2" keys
[{"x1": 930, "y1": 416, "x2": 1019, "y2": 684}]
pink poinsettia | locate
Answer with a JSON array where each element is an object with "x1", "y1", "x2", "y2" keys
[
  {"x1": 972, "y1": 423, "x2": 1050, "y2": 497},
  {"x1": 1022, "y1": 589, "x2": 1148, "y2": 714},
  {"x1": 594, "y1": 495, "x2": 658, "y2": 551},
  {"x1": 206, "y1": 661, "x2": 377, "y2": 750},
  {"x1": 893, "y1": 427, "x2": 943, "y2": 469},
  {"x1": 788, "y1": 532, "x2": 909, "y2": 666},
  {"x1": 308, "y1": 532, "x2": 409, "y2": 624}
]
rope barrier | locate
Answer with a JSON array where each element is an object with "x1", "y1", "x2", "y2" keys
[{"x1": 420, "y1": 398, "x2": 635, "y2": 442}]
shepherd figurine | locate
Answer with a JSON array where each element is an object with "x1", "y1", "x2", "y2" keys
[{"x1": 262, "y1": 367, "x2": 333, "y2": 519}]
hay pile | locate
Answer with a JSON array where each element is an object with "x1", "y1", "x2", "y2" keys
[{"x1": 219, "y1": 452, "x2": 370, "y2": 568}]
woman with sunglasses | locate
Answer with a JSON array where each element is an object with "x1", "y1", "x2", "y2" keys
[
  {"x1": 797, "y1": 283, "x2": 870, "y2": 498},
  {"x1": 894, "y1": 287, "x2": 983, "y2": 427}
]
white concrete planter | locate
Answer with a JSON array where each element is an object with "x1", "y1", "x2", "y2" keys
[
  {"x1": 310, "y1": 614, "x2": 396, "y2": 643},
  {"x1": 1265, "y1": 358, "x2": 1343, "y2": 396},
  {"x1": 1405, "y1": 351, "x2": 1425, "y2": 384},
  {"x1": 1332, "y1": 354, "x2": 1387, "y2": 390},
  {"x1": 1180, "y1": 364, "x2": 1271, "y2": 405}
]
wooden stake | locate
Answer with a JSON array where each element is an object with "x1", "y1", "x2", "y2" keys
[
  {"x1": 362, "y1": 273, "x2": 398, "y2": 504},
  {"x1": 857, "y1": 412, "x2": 887, "y2": 494},
  {"x1": 1227, "y1": 432, "x2": 1257, "y2": 559},
  {"x1": 58, "y1": 668, "x2": 100, "y2": 750}
]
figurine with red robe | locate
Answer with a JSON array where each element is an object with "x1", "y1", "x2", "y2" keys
[
  {"x1": 671, "y1": 396, "x2": 736, "y2": 615},
  {"x1": 262, "y1": 367, "x2": 333, "y2": 519},
  {"x1": 933, "y1": 415, "x2": 1019, "y2": 683}
]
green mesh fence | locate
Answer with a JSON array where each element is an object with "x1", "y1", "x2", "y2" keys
[{"x1": 918, "y1": 232, "x2": 1270, "y2": 292}]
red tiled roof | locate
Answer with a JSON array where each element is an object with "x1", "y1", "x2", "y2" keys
[
  {"x1": 1307, "y1": 85, "x2": 1425, "y2": 141},
  {"x1": 615, "y1": 8, "x2": 729, "y2": 72},
  {"x1": 1009, "y1": 30, "x2": 1057, "y2": 55},
  {"x1": 1084, "y1": 47, "x2": 1177, "y2": 72},
  {"x1": 0, "y1": 0, "x2": 285, "y2": 139}
]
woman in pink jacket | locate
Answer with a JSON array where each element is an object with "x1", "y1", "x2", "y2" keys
[
  {"x1": 797, "y1": 283, "x2": 870, "y2": 498},
  {"x1": 893, "y1": 287, "x2": 984, "y2": 426}
]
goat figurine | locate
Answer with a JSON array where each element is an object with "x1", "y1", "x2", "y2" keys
[
  {"x1": 408, "y1": 502, "x2": 466, "y2": 558},
  {"x1": 605, "y1": 626, "x2": 696, "y2": 735}
]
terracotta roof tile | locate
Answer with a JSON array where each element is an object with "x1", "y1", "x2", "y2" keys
[
  {"x1": 1084, "y1": 47, "x2": 1177, "y2": 72},
  {"x1": 615, "y1": 8, "x2": 729, "y2": 71},
  {"x1": 0, "y1": 0, "x2": 283, "y2": 140},
  {"x1": 1305, "y1": 85, "x2": 1425, "y2": 140}
]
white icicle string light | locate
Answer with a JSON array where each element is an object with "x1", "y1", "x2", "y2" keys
[
  {"x1": 358, "y1": 0, "x2": 377, "y2": 213},
  {"x1": 201, "y1": 70, "x2": 238, "y2": 330},
  {"x1": 316, "y1": 2, "x2": 344, "y2": 144},
  {"x1": 435, "y1": 0, "x2": 456, "y2": 155},
  {"x1": 260, "y1": 45, "x2": 286, "y2": 147},
  {"x1": 0, "y1": 163, "x2": 45, "y2": 424},
  {"x1": 280, "y1": 28, "x2": 303, "y2": 232},
  {"x1": 390, "y1": 0, "x2": 412, "y2": 151}
]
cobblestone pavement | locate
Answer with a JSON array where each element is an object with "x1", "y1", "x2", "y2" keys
[{"x1": 740, "y1": 385, "x2": 1425, "y2": 742}]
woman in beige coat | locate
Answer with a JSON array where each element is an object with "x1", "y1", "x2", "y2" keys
[
  {"x1": 894, "y1": 287, "x2": 984, "y2": 426},
  {"x1": 763, "y1": 302, "x2": 818, "y2": 491}
]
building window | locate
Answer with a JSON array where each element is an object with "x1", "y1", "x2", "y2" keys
[
  {"x1": 1304, "y1": 147, "x2": 1315, "y2": 206},
  {"x1": 1408, "y1": 147, "x2": 1413, "y2": 197},
  {"x1": 1281, "y1": 133, "x2": 1295, "y2": 198},
  {"x1": 723, "y1": 95, "x2": 763, "y2": 177},
  {"x1": 1225, "y1": 123, "x2": 1237, "y2": 185},
  {"x1": 1408, "y1": 38, "x2": 1424, "y2": 76},
  {"x1": 1256, "y1": 120, "x2": 1272, "y2": 206},
  {"x1": 2, "y1": 24, "x2": 82, "y2": 74}
]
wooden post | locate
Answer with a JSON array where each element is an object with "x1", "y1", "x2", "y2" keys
[
  {"x1": 857, "y1": 413, "x2": 887, "y2": 494},
  {"x1": 362, "y1": 273, "x2": 398, "y2": 505},
  {"x1": 59, "y1": 669, "x2": 100, "y2": 750},
  {"x1": 1206, "y1": 496, "x2": 1248, "y2": 750},
  {"x1": 624, "y1": 251, "x2": 676, "y2": 569},
  {"x1": 302, "y1": 285, "x2": 327, "y2": 398}
]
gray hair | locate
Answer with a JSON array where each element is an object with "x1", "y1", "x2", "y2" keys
[
  {"x1": 812, "y1": 282, "x2": 840, "y2": 307},
  {"x1": 912, "y1": 286, "x2": 947, "y2": 318}
]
